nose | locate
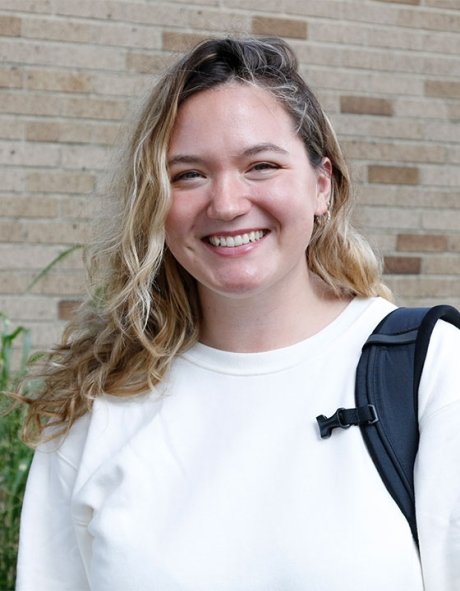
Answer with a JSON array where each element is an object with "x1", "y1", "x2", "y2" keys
[{"x1": 206, "y1": 174, "x2": 251, "y2": 221}]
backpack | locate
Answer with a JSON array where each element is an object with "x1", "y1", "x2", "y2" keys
[{"x1": 316, "y1": 305, "x2": 460, "y2": 547}]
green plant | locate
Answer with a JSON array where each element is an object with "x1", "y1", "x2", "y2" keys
[
  {"x1": 0, "y1": 244, "x2": 83, "y2": 588},
  {"x1": 26, "y1": 243, "x2": 82, "y2": 293},
  {"x1": 0, "y1": 314, "x2": 34, "y2": 591}
]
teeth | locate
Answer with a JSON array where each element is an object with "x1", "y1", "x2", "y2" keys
[{"x1": 208, "y1": 230, "x2": 265, "y2": 247}]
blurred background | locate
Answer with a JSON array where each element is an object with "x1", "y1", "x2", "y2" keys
[{"x1": 1, "y1": 0, "x2": 460, "y2": 351}]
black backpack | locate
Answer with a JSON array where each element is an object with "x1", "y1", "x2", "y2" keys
[{"x1": 316, "y1": 305, "x2": 460, "y2": 547}]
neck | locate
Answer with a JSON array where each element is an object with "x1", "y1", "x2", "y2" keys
[{"x1": 198, "y1": 272, "x2": 351, "y2": 353}]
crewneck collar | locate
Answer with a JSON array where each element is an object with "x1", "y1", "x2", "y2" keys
[{"x1": 180, "y1": 297, "x2": 381, "y2": 376}]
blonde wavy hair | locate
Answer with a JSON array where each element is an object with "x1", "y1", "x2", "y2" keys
[{"x1": 21, "y1": 36, "x2": 391, "y2": 444}]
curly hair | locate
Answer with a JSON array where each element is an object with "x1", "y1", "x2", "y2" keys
[{"x1": 20, "y1": 36, "x2": 391, "y2": 444}]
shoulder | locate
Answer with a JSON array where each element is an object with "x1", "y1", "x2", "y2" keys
[
  {"x1": 334, "y1": 296, "x2": 396, "y2": 347},
  {"x1": 419, "y1": 314, "x2": 460, "y2": 420},
  {"x1": 427, "y1": 314, "x2": 460, "y2": 354},
  {"x1": 38, "y1": 389, "x2": 165, "y2": 480}
]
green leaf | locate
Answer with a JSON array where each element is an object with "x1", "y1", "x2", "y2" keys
[{"x1": 26, "y1": 244, "x2": 83, "y2": 292}]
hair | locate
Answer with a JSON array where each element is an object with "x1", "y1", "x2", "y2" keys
[{"x1": 20, "y1": 36, "x2": 391, "y2": 444}]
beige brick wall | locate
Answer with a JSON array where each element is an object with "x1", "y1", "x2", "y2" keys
[{"x1": 1, "y1": 0, "x2": 459, "y2": 348}]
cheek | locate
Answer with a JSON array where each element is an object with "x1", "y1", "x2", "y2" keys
[
  {"x1": 164, "y1": 197, "x2": 189, "y2": 241},
  {"x1": 164, "y1": 199, "x2": 202, "y2": 265},
  {"x1": 264, "y1": 181, "x2": 317, "y2": 223},
  {"x1": 164, "y1": 209, "x2": 178, "y2": 241},
  {"x1": 165, "y1": 188, "x2": 206, "y2": 230},
  {"x1": 164, "y1": 216, "x2": 187, "y2": 266}
]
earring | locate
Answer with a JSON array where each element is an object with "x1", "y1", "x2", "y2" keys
[{"x1": 315, "y1": 209, "x2": 331, "y2": 225}]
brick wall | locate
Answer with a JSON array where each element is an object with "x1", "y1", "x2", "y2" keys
[{"x1": 1, "y1": 0, "x2": 459, "y2": 348}]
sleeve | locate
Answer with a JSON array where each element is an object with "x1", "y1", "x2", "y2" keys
[
  {"x1": 16, "y1": 442, "x2": 90, "y2": 591},
  {"x1": 415, "y1": 320, "x2": 460, "y2": 591}
]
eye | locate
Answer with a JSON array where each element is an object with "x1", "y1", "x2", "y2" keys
[
  {"x1": 251, "y1": 162, "x2": 278, "y2": 171},
  {"x1": 246, "y1": 161, "x2": 281, "y2": 178},
  {"x1": 170, "y1": 170, "x2": 204, "y2": 183}
]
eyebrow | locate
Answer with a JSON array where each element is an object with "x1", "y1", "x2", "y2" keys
[
  {"x1": 242, "y1": 143, "x2": 289, "y2": 157},
  {"x1": 168, "y1": 143, "x2": 289, "y2": 168}
]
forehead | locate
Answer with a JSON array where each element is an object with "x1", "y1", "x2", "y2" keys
[{"x1": 169, "y1": 83, "x2": 298, "y2": 151}]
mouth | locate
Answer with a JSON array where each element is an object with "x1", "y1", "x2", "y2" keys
[{"x1": 206, "y1": 230, "x2": 268, "y2": 248}]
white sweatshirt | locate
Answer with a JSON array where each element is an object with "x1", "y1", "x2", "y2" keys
[{"x1": 16, "y1": 297, "x2": 460, "y2": 591}]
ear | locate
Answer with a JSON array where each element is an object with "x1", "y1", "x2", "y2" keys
[{"x1": 314, "y1": 158, "x2": 332, "y2": 216}]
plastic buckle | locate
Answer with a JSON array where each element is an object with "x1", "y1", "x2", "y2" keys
[
  {"x1": 366, "y1": 404, "x2": 379, "y2": 425},
  {"x1": 337, "y1": 407, "x2": 352, "y2": 429},
  {"x1": 316, "y1": 407, "x2": 350, "y2": 439}
]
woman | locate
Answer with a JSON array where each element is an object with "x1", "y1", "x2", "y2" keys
[{"x1": 17, "y1": 37, "x2": 460, "y2": 590}]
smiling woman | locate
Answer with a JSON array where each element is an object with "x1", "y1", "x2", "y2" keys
[
  {"x1": 166, "y1": 83, "x2": 333, "y2": 346},
  {"x1": 15, "y1": 37, "x2": 460, "y2": 591}
]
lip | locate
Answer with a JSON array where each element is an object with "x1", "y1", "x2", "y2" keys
[
  {"x1": 203, "y1": 228, "x2": 268, "y2": 239},
  {"x1": 202, "y1": 228, "x2": 270, "y2": 255}
]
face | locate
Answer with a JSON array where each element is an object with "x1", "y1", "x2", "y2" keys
[{"x1": 165, "y1": 83, "x2": 331, "y2": 304}]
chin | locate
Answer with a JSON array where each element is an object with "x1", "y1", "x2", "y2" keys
[{"x1": 200, "y1": 279, "x2": 272, "y2": 300}]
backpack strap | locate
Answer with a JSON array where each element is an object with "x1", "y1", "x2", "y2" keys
[{"x1": 316, "y1": 304, "x2": 460, "y2": 547}]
